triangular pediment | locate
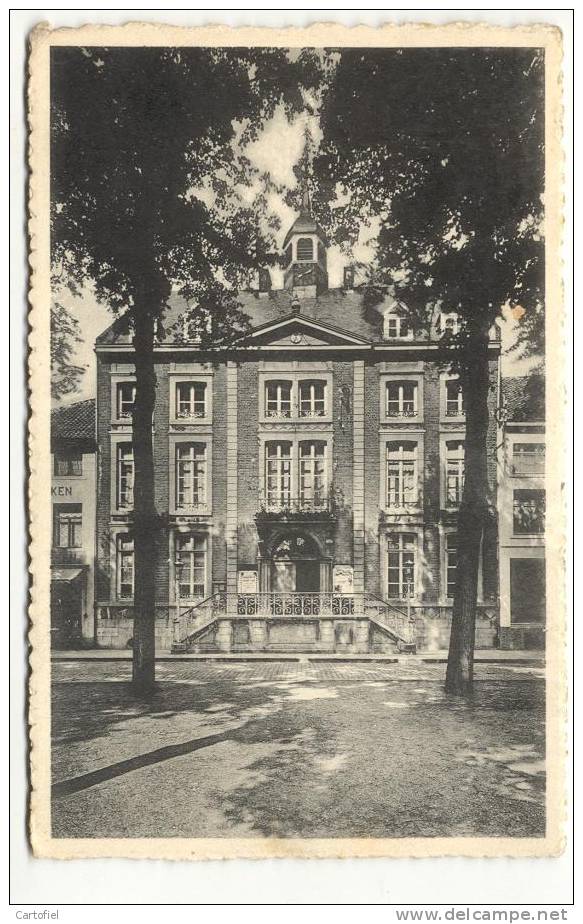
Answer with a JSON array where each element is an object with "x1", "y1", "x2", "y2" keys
[{"x1": 238, "y1": 313, "x2": 371, "y2": 349}]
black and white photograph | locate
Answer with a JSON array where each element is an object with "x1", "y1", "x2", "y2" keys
[{"x1": 24, "y1": 19, "x2": 566, "y2": 864}]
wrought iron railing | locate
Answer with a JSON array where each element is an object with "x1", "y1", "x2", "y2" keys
[
  {"x1": 227, "y1": 592, "x2": 360, "y2": 617},
  {"x1": 170, "y1": 591, "x2": 417, "y2": 650},
  {"x1": 363, "y1": 594, "x2": 417, "y2": 647},
  {"x1": 258, "y1": 494, "x2": 333, "y2": 515},
  {"x1": 172, "y1": 592, "x2": 225, "y2": 646}
]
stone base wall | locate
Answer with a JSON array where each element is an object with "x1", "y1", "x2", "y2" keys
[
  {"x1": 414, "y1": 606, "x2": 499, "y2": 651},
  {"x1": 96, "y1": 618, "x2": 173, "y2": 651},
  {"x1": 499, "y1": 625, "x2": 545, "y2": 650},
  {"x1": 95, "y1": 606, "x2": 501, "y2": 653}
]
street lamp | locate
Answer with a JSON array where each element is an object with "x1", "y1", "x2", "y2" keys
[{"x1": 172, "y1": 554, "x2": 182, "y2": 645}]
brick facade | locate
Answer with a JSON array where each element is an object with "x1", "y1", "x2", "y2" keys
[{"x1": 93, "y1": 212, "x2": 501, "y2": 653}]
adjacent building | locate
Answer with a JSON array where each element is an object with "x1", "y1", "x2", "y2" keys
[
  {"x1": 94, "y1": 201, "x2": 501, "y2": 653},
  {"x1": 498, "y1": 375, "x2": 546, "y2": 649},
  {"x1": 50, "y1": 399, "x2": 96, "y2": 648}
]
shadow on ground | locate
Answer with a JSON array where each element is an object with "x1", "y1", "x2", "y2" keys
[{"x1": 51, "y1": 663, "x2": 545, "y2": 839}]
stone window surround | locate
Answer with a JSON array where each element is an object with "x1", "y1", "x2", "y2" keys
[
  {"x1": 109, "y1": 432, "x2": 135, "y2": 516},
  {"x1": 169, "y1": 528, "x2": 211, "y2": 604},
  {"x1": 169, "y1": 371, "x2": 213, "y2": 426},
  {"x1": 499, "y1": 547, "x2": 546, "y2": 629},
  {"x1": 438, "y1": 524, "x2": 483, "y2": 605},
  {"x1": 379, "y1": 525, "x2": 424, "y2": 604},
  {"x1": 379, "y1": 371, "x2": 424, "y2": 424},
  {"x1": 110, "y1": 373, "x2": 136, "y2": 425},
  {"x1": 439, "y1": 372, "x2": 466, "y2": 422},
  {"x1": 506, "y1": 432, "x2": 546, "y2": 479},
  {"x1": 169, "y1": 433, "x2": 213, "y2": 517},
  {"x1": 257, "y1": 430, "x2": 333, "y2": 502},
  {"x1": 439, "y1": 430, "x2": 466, "y2": 512},
  {"x1": 258, "y1": 369, "x2": 333, "y2": 424},
  {"x1": 107, "y1": 524, "x2": 134, "y2": 603},
  {"x1": 378, "y1": 429, "x2": 425, "y2": 514}
]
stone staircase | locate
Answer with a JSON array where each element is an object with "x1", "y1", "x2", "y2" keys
[{"x1": 171, "y1": 592, "x2": 417, "y2": 654}]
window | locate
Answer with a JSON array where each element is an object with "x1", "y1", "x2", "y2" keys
[
  {"x1": 387, "y1": 533, "x2": 416, "y2": 599},
  {"x1": 53, "y1": 504, "x2": 82, "y2": 548},
  {"x1": 176, "y1": 443, "x2": 207, "y2": 509},
  {"x1": 54, "y1": 449, "x2": 83, "y2": 477},
  {"x1": 265, "y1": 381, "x2": 292, "y2": 419},
  {"x1": 283, "y1": 244, "x2": 293, "y2": 268},
  {"x1": 440, "y1": 312, "x2": 460, "y2": 336},
  {"x1": 116, "y1": 535, "x2": 134, "y2": 599},
  {"x1": 384, "y1": 314, "x2": 412, "y2": 340},
  {"x1": 446, "y1": 533, "x2": 457, "y2": 599},
  {"x1": 513, "y1": 489, "x2": 545, "y2": 535},
  {"x1": 445, "y1": 441, "x2": 465, "y2": 507},
  {"x1": 445, "y1": 379, "x2": 464, "y2": 417},
  {"x1": 263, "y1": 378, "x2": 330, "y2": 420},
  {"x1": 386, "y1": 381, "x2": 418, "y2": 418},
  {"x1": 265, "y1": 441, "x2": 329, "y2": 511},
  {"x1": 512, "y1": 442, "x2": 545, "y2": 475},
  {"x1": 386, "y1": 441, "x2": 418, "y2": 508},
  {"x1": 176, "y1": 534, "x2": 206, "y2": 600},
  {"x1": 296, "y1": 237, "x2": 314, "y2": 261},
  {"x1": 510, "y1": 558, "x2": 545, "y2": 624},
  {"x1": 116, "y1": 443, "x2": 134, "y2": 509},
  {"x1": 116, "y1": 382, "x2": 135, "y2": 420},
  {"x1": 265, "y1": 442, "x2": 292, "y2": 509},
  {"x1": 299, "y1": 381, "x2": 326, "y2": 417},
  {"x1": 176, "y1": 381, "x2": 207, "y2": 419},
  {"x1": 299, "y1": 441, "x2": 327, "y2": 508}
]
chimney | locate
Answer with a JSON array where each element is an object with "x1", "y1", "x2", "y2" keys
[
  {"x1": 258, "y1": 267, "x2": 272, "y2": 297},
  {"x1": 343, "y1": 266, "x2": 355, "y2": 290}
]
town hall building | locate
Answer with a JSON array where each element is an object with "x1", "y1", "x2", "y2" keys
[{"x1": 94, "y1": 199, "x2": 501, "y2": 653}]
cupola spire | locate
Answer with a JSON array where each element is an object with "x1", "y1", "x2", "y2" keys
[{"x1": 281, "y1": 132, "x2": 328, "y2": 297}]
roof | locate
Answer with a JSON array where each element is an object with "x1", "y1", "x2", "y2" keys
[
  {"x1": 96, "y1": 287, "x2": 394, "y2": 347},
  {"x1": 51, "y1": 398, "x2": 96, "y2": 442},
  {"x1": 503, "y1": 374, "x2": 545, "y2": 422},
  {"x1": 282, "y1": 209, "x2": 327, "y2": 248}
]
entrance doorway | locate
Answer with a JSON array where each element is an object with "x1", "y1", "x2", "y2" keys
[
  {"x1": 50, "y1": 573, "x2": 83, "y2": 649},
  {"x1": 266, "y1": 532, "x2": 329, "y2": 593}
]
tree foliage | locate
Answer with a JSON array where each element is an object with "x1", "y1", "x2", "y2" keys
[
  {"x1": 315, "y1": 48, "x2": 544, "y2": 355},
  {"x1": 315, "y1": 48, "x2": 545, "y2": 692},
  {"x1": 50, "y1": 300, "x2": 86, "y2": 399},
  {"x1": 51, "y1": 46, "x2": 322, "y2": 332},
  {"x1": 51, "y1": 46, "x2": 322, "y2": 691}
]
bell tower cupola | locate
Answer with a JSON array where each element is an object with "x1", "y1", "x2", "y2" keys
[{"x1": 282, "y1": 183, "x2": 328, "y2": 298}]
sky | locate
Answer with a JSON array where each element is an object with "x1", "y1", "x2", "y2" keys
[{"x1": 54, "y1": 105, "x2": 536, "y2": 407}]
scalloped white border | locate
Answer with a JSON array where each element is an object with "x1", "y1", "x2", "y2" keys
[{"x1": 27, "y1": 19, "x2": 566, "y2": 861}]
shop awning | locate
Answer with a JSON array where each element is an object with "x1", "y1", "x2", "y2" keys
[{"x1": 51, "y1": 567, "x2": 84, "y2": 583}]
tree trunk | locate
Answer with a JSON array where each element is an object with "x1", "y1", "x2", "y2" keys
[
  {"x1": 131, "y1": 308, "x2": 158, "y2": 695},
  {"x1": 445, "y1": 335, "x2": 491, "y2": 695}
]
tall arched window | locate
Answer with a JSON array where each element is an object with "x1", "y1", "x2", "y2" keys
[{"x1": 296, "y1": 237, "x2": 314, "y2": 261}]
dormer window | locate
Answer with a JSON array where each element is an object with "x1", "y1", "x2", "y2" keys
[
  {"x1": 439, "y1": 312, "x2": 460, "y2": 336},
  {"x1": 296, "y1": 238, "x2": 314, "y2": 262},
  {"x1": 384, "y1": 313, "x2": 413, "y2": 340}
]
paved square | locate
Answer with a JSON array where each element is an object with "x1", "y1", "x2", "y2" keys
[{"x1": 51, "y1": 659, "x2": 545, "y2": 839}]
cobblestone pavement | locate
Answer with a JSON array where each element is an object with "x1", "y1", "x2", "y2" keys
[
  {"x1": 51, "y1": 659, "x2": 546, "y2": 840},
  {"x1": 52, "y1": 658, "x2": 545, "y2": 685}
]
